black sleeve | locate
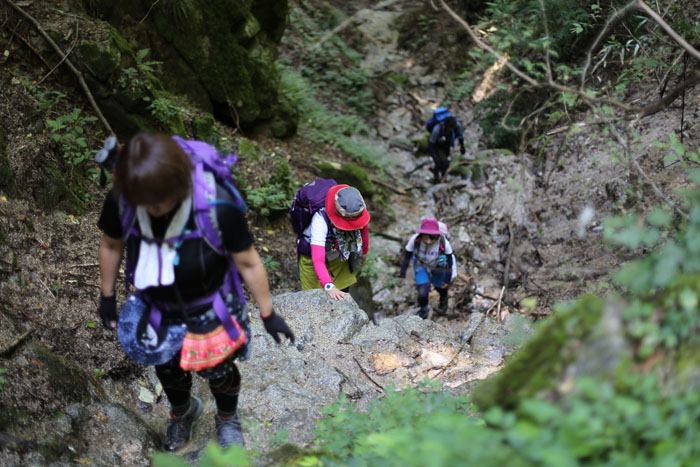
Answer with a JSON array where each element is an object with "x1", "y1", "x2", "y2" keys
[
  {"x1": 97, "y1": 189, "x2": 123, "y2": 239},
  {"x1": 399, "y1": 250, "x2": 413, "y2": 278},
  {"x1": 216, "y1": 187, "x2": 254, "y2": 253}
]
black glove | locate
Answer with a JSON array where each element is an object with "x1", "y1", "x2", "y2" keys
[
  {"x1": 262, "y1": 310, "x2": 295, "y2": 344},
  {"x1": 99, "y1": 294, "x2": 117, "y2": 330}
]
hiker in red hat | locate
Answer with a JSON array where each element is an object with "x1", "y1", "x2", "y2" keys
[
  {"x1": 297, "y1": 184, "x2": 371, "y2": 301},
  {"x1": 398, "y1": 218, "x2": 456, "y2": 319}
]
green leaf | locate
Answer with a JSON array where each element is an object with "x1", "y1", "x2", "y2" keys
[
  {"x1": 152, "y1": 453, "x2": 189, "y2": 467},
  {"x1": 138, "y1": 387, "x2": 154, "y2": 404},
  {"x1": 646, "y1": 208, "x2": 672, "y2": 227}
]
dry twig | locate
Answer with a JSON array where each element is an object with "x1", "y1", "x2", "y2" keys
[
  {"x1": 353, "y1": 356, "x2": 385, "y2": 393},
  {"x1": 0, "y1": 329, "x2": 33, "y2": 356}
]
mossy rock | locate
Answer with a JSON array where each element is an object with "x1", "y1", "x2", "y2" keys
[
  {"x1": 194, "y1": 113, "x2": 217, "y2": 142},
  {"x1": 76, "y1": 37, "x2": 122, "y2": 82},
  {"x1": 75, "y1": 0, "x2": 298, "y2": 137},
  {"x1": 269, "y1": 94, "x2": 299, "y2": 138},
  {"x1": 36, "y1": 159, "x2": 85, "y2": 215},
  {"x1": 315, "y1": 161, "x2": 375, "y2": 198},
  {"x1": 452, "y1": 162, "x2": 487, "y2": 183},
  {"x1": 0, "y1": 123, "x2": 15, "y2": 196},
  {"x1": 33, "y1": 342, "x2": 106, "y2": 404},
  {"x1": 413, "y1": 133, "x2": 430, "y2": 153},
  {"x1": 472, "y1": 295, "x2": 604, "y2": 410}
]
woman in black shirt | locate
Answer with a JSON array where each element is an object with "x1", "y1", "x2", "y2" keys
[{"x1": 97, "y1": 133, "x2": 294, "y2": 451}]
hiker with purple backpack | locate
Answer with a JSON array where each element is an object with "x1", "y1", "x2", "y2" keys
[
  {"x1": 96, "y1": 133, "x2": 294, "y2": 452},
  {"x1": 398, "y1": 218, "x2": 457, "y2": 319},
  {"x1": 289, "y1": 180, "x2": 370, "y2": 301}
]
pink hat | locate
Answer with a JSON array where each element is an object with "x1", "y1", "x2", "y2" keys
[
  {"x1": 325, "y1": 185, "x2": 371, "y2": 231},
  {"x1": 414, "y1": 218, "x2": 442, "y2": 235}
]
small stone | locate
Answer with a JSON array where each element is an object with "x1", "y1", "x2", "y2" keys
[{"x1": 296, "y1": 344, "x2": 304, "y2": 351}]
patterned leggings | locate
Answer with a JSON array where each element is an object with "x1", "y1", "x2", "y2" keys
[{"x1": 155, "y1": 356, "x2": 241, "y2": 417}]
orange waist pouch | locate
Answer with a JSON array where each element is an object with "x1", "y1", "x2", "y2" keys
[{"x1": 179, "y1": 320, "x2": 246, "y2": 372}]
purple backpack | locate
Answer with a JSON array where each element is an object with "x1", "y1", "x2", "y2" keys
[
  {"x1": 119, "y1": 136, "x2": 248, "y2": 342},
  {"x1": 289, "y1": 178, "x2": 337, "y2": 256}
]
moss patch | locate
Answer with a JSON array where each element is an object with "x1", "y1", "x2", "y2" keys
[
  {"x1": 194, "y1": 113, "x2": 216, "y2": 142},
  {"x1": 33, "y1": 343, "x2": 106, "y2": 404},
  {"x1": 315, "y1": 161, "x2": 376, "y2": 198},
  {"x1": 472, "y1": 295, "x2": 604, "y2": 410}
]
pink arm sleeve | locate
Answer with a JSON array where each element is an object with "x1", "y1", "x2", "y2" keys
[
  {"x1": 311, "y1": 244, "x2": 333, "y2": 287},
  {"x1": 361, "y1": 226, "x2": 369, "y2": 255}
]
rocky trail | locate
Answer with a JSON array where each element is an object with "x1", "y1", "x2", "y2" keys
[{"x1": 1, "y1": 0, "x2": 697, "y2": 465}]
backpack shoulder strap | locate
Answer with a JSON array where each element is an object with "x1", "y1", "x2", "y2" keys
[
  {"x1": 119, "y1": 197, "x2": 138, "y2": 240},
  {"x1": 192, "y1": 163, "x2": 225, "y2": 254}
]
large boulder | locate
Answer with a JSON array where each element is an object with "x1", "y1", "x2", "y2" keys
[{"x1": 72, "y1": 0, "x2": 298, "y2": 137}]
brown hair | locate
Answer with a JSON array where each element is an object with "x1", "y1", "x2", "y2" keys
[{"x1": 114, "y1": 133, "x2": 192, "y2": 205}]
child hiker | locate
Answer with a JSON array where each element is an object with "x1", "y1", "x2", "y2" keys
[{"x1": 398, "y1": 218, "x2": 456, "y2": 319}]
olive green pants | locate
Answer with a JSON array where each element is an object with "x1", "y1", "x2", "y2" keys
[{"x1": 298, "y1": 255, "x2": 357, "y2": 291}]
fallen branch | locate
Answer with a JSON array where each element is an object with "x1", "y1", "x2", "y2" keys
[
  {"x1": 370, "y1": 176, "x2": 408, "y2": 195},
  {"x1": 496, "y1": 285, "x2": 505, "y2": 324},
  {"x1": 372, "y1": 231, "x2": 403, "y2": 243},
  {"x1": 0, "y1": 329, "x2": 33, "y2": 356},
  {"x1": 70, "y1": 263, "x2": 100, "y2": 268},
  {"x1": 433, "y1": 339, "x2": 469, "y2": 379},
  {"x1": 5, "y1": 0, "x2": 115, "y2": 136},
  {"x1": 502, "y1": 220, "x2": 515, "y2": 291},
  {"x1": 36, "y1": 22, "x2": 78, "y2": 86},
  {"x1": 353, "y1": 356, "x2": 385, "y2": 393},
  {"x1": 407, "y1": 160, "x2": 431, "y2": 175}
]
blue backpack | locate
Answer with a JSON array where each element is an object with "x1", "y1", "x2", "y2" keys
[
  {"x1": 117, "y1": 136, "x2": 248, "y2": 343},
  {"x1": 289, "y1": 178, "x2": 337, "y2": 256},
  {"x1": 426, "y1": 107, "x2": 451, "y2": 133}
]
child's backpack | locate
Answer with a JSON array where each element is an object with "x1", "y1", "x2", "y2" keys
[
  {"x1": 289, "y1": 178, "x2": 338, "y2": 255},
  {"x1": 426, "y1": 107, "x2": 451, "y2": 133}
]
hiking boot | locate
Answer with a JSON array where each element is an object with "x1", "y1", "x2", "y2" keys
[
  {"x1": 416, "y1": 306, "x2": 430, "y2": 320},
  {"x1": 163, "y1": 397, "x2": 203, "y2": 452},
  {"x1": 438, "y1": 295, "x2": 449, "y2": 313},
  {"x1": 215, "y1": 414, "x2": 245, "y2": 449}
]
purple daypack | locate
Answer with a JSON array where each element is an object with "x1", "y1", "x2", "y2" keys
[
  {"x1": 119, "y1": 136, "x2": 248, "y2": 342},
  {"x1": 289, "y1": 178, "x2": 337, "y2": 256}
]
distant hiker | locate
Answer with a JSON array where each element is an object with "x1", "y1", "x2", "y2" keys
[
  {"x1": 426, "y1": 107, "x2": 466, "y2": 182},
  {"x1": 398, "y1": 218, "x2": 457, "y2": 319},
  {"x1": 96, "y1": 133, "x2": 294, "y2": 452},
  {"x1": 290, "y1": 180, "x2": 370, "y2": 301}
]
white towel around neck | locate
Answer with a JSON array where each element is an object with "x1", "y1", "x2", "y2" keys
[{"x1": 133, "y1": 196, "x2": 192, "y2": 290}]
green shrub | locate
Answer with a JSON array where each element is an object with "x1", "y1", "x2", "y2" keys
[{"x1": 278, "y1": 65, "x2": 389, "y2": 167}]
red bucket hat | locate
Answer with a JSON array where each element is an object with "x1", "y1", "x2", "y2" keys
[
  {"x1": 325, "y1": 185, "x2": 370, "y2": 231},
  {"x1": 414, "y1": 218, "x2": 443, "y2": 236}
]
